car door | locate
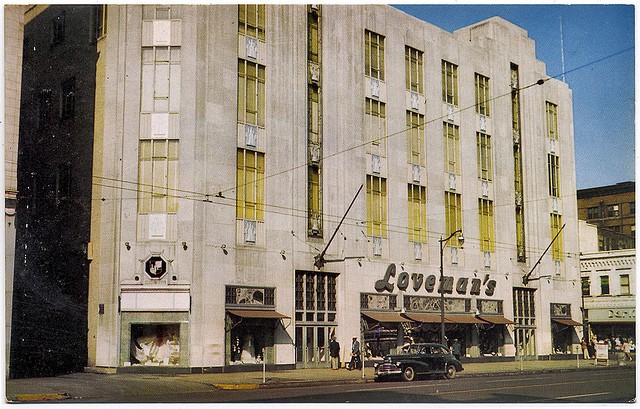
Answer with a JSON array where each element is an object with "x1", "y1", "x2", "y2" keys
[{"x1": 430, "y1": 345, "x2": 447, "y2": 374}]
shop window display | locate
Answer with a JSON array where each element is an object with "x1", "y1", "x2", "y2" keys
[
  {"x1": 228, "y1": 318, "x2": 275, "y2": 365},
  {"x1": 130, "y1": 324, "x2": 180, "y2": 366}
]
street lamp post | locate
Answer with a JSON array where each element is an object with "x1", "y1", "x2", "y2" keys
[{"x1": 439, "y1": 229, "x2": 463, "y2": 346}]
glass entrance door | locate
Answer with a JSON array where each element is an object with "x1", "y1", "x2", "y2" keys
[
  {"x1": 296, "y1": 325, "x2": 332, "y2": 368},
  {"x1": 515, "y1": 327, "x2": 536, "y2": 358},
  {"x1": 513, "y1": 288, "x2": 537, "y2": 359}
]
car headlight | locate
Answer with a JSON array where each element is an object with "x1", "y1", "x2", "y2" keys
[{"x1": 396, "y1": 362, "x2": 402, "y2": 367}]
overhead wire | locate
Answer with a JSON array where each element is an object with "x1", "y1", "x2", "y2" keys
[{"x1": 22, "y1": 45, "x2": 632, "y2": 260}]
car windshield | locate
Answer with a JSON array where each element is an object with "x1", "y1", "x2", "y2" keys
[{"x1": 403, "y1": 345, "x2": 427, "y2": 354}]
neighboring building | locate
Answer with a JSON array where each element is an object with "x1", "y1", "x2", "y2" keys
[
  {"x1": 4, "y1": 4, "x2": 27, "y2": 378},
  {"x1": 9, "y1": 5, "x2": 103, "y2": 378},
  {"x1": 580, "y1": 249, "x2": 636, "y2": 344},
  {"x1": 577, "y1": 181, "x2": 635, "y2": 251},
  {"x1": 86, "y1": 4, "x2": 581, "y2": 373}
]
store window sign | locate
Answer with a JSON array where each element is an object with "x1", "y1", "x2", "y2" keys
[
  {"x1": 374, "y1": 263, "x2": 496, "y2": 297},
  {"x1": 608, "y1": 309, "x2": 635, "y2": 320}
]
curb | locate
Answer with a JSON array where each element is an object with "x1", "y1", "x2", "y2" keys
[
  {"x1": 212, "y1": 383, "x2": 261, "y2": 390},
  {"x1": 236, "y1": 364, "x2": 636, "y2": 390},
  {"x1": 13, "y1": 393, "x2": 72, "y2": 402}
]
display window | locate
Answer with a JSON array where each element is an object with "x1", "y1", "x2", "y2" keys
[{"x1": 130, "y1": 324, "x2": 180, "y2": 366}]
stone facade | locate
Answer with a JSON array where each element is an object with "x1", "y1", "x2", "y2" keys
[{"x1": 83, "y1": 4, "x2": 581, "y2": 371}]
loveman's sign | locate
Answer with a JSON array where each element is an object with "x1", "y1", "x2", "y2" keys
[{"x1": 374, "y1": 263, "x2": 497, "y2": 296}]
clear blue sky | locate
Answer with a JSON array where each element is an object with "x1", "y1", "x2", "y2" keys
[{"x1": 393, "y1": 4, "x2": 635, "y2": 190}]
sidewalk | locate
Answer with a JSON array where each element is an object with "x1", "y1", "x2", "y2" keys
[{"x1": 6, "y1": 357, "x2": 635, "y2": 401}]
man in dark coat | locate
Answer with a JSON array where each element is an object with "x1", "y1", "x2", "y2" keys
[{"x1": 329, "y1": 336, "x2": 340, "y2": 369}]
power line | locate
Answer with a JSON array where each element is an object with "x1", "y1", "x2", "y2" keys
[{"x1": 92, "y1": 180, "x2": 581, "y2": 259}]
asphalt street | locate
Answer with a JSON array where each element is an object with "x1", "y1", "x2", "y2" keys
[
  {"x1": 6, "y1": 365, "x2": 635, "y2": 404},
  {"x1": 235, "y1": 367, "x2": 636, "y2": 403}
]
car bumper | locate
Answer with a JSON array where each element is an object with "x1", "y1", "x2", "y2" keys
[{"x1": 374, "y1": 363, "x2": 402, "y2": 377}]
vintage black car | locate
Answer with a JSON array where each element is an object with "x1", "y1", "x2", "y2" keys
[{"x1": 374, "y1": 343, "x2": 463, "y2": 381}]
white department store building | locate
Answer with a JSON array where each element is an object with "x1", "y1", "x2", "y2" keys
[{"x1": 87, "y1": 4, "x2": 581, "y2": 372}]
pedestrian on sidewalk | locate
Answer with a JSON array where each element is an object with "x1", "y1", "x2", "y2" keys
[
  {"x1": 329, "y1": 336, "x2": 341, "y2": 369},
  {"x1": 451, "y1": 339, "x2": 462, "y2": 361},
  {"x1": 623, "y1": 338, "x2": 633, "y2": 361},
  {"x1": 581, "y1": 338, "x2": 589, "y2": 360},
  {"x1": 348, "y1": 336, "x2": 361, "y2": 370},
  {"x1": 588, "y1": 338, "x2": 596, "y2": 359}
]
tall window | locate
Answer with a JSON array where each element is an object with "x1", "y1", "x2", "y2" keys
[
  {"x1": 138, "y1": 139, "x2": 179, "y2": 213},
  {"x1": 295, "y1": 271, "x2": 337, "y2": 322},
  {"x1": 445, "y1": 192, "x2": 462, "y2": 244},
  {"x1": 407, "y1": 111, "x2": 424, "y2": 166},
  {"x1": 238, "y1": 59, "x2": 266, "y2": 128},
  {"x1": 61, "y1": 77, "x2": 76, "y2": 119},
  {"x1": 441, "y1": 60, "x2": 458, "y2": 106},
  {"x1": 581, "y1": 277, "x2": 590, "y2": 296},
  {"x1": 546, "y1": 102, "x2": 558, "y2": 140},
  {"x1": 405, "y1": 46, "x2": 423, "y2": 93},
  {"x1": 478, "y1": 199, "x2": 495, "y2": 252},
  {"x1": 365, "y1": 30, "x2": 385, "y2": 80},
  {"x1": 548, "y1": 154, "x2": 560, "y2": 197},
  {"x1": 408, "y1": 184, "x2": 427, "y2": 243},
  {"x1": 37, "y1": 89, "x2": 52, "y2": 129},
  {"x1": 475, "y1": 73, "x2": 490, "y2": 116},
  {"x1": 620, "y1": 274, "x2": 630, "y2": 295},
  {"x1": 366, "y1": 175, "x2": 387, "y2": 238},
  {"x1": 600, "y1": 276, "x2": 610, "y2": 295},
  {"x1": 91, "y1": 5, "x2": 107, "y2": 42},
  {"x1": 366, "y1": 98, "x2": 386, "y2": 152},
  {"x1": 52, "y1": 12, "x2": 66, "y2": 45},
  {"x1": 141, "y1": 46, "x2": 181, "y2": 113},
  {"x1": 308, "y1": 8, "x2": 319, "y2": 63},
  {"x1": 236, "y1": 149, "x2": 265, "y2": 221},
  {"x1": 309, "y1": 84, "x2": 320, "y2": 145},
  {"x1": 308, "y1": 164, "x2": 321, "y2": 235},
  {"x1": 444, "y1": 123, "x2": 460, "y2": 174},
  {"x1": 477, "y1": 132, "x2": 492, "y2": 181},
  {"x1": 55, "y1": 162, "x2": 72, "y2": 204},
  {"x1": 550, "y1": 214, "x2": 564, "y2": 261},
  {"x1": 238, "y1": 4, "x2": 265, "y2": 41}
]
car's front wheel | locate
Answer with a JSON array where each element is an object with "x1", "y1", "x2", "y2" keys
[
  {"x1": 445, "y1": 364, "x2": 457, "y2": 379},
  {"x1": 402, "y1": 366, "x2": 416, "y2": 381}
]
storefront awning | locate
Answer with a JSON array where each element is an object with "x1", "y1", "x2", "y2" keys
[
  {"x1": 362, "y1": 311, "x2": 411, "y2": 323},
  {"x1": 404, "y1": 313, "x2": 442, "y2": 323},
  {"x1": 552, "y1": 318, "x2": 583, "y2": 326},
  {"x1": 478, "y1": 315, "x2": 516, "y2": 325},
  {"x1": 227, "y1": 309, "x2": 290, "y2": 319},
  {"x1": 403, "y1": 313, "x2": 483, "y2": 324},
  {"x1": 445, "y1": 314, "x2": 484, "y2": 324}
]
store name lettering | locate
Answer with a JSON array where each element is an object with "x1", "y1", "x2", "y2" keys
[
  {"x1": 374, "y1": 263, "x2": 496, "y2": 297},
  {"x1": 608, "y1": 309, "x2": 635, "y2": 319}
]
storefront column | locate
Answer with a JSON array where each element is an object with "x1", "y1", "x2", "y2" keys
[{"x1": 469, "y1": 325, "x2": 480, "y2": 358}]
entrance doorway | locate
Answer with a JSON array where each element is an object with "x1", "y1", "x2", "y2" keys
[
  {"x1": 513, "y1": 288, "x2": 537, "y2": 359},
  {"x1": 294, "y1": 271, "x2": 338, "y2": 368},
  {"x1": 296, "y1": 326, "x2": 334, "y2": 368}
]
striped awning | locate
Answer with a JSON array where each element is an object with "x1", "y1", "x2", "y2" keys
[
  {"x1": 362, "y1": 311, "x2": 411, "y2": 323},
  {"x1": 552, "y1": 318, "x2": 583, "y2": 326},
  {"x1": 227, "y1": 309, "x2": 290, "y2": 319},
  {"x1": 478, "y1": 315, "x2": 516, "y2": 325}
]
